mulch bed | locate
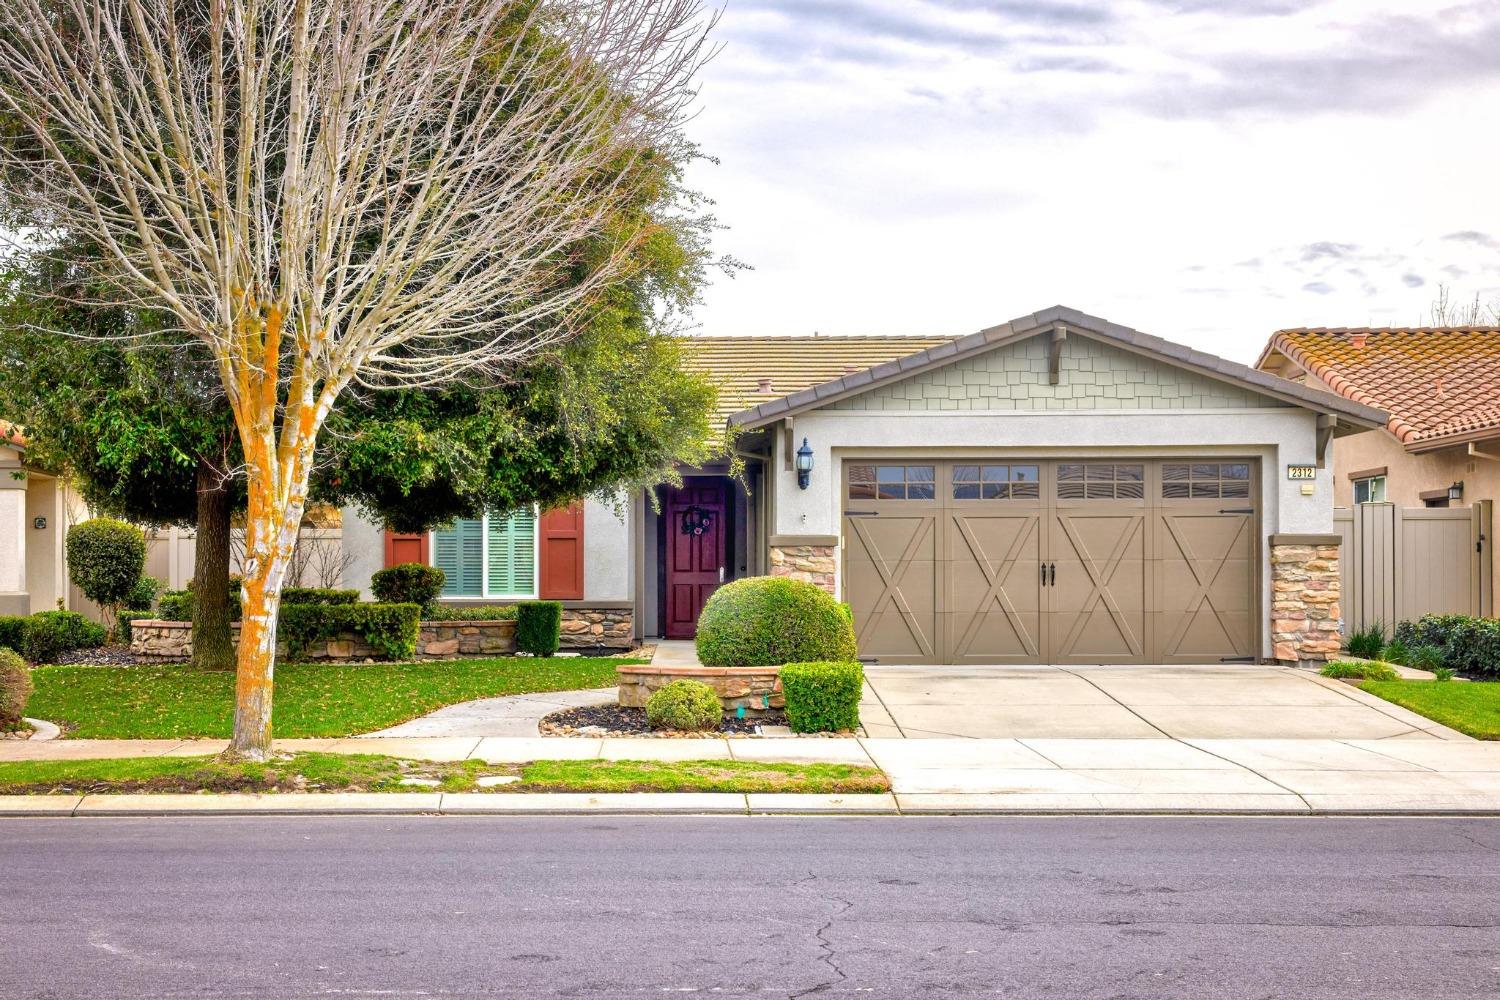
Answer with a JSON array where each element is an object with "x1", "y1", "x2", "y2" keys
[
  {"x1": 52, "y1": 646, "x2": 139, "y2": 666},
  {"x1": 541, "y1": 704, "x2": 787, "y2": 739}
]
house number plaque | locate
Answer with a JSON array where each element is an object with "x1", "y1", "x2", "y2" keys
[{"x1": 1286, "y1": 465, "x2": 1316, "y2": 481}]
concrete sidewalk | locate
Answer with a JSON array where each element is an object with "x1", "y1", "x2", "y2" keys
[{"x1": 7, "y1": 734, "x2": 1500, "y2": 815}]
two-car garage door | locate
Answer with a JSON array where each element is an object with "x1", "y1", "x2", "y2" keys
[{"x1": 842, "y1": 460, "x2": 1258, "y2": 665}]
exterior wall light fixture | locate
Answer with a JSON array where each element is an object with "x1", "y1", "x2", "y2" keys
[{"x1": 795, "y1": 438, "x2": 814, "y2": 490}]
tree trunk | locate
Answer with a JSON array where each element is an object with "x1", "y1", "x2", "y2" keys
[{"x1": 192, "y1": 458, "x2": 236, "y2": 671}]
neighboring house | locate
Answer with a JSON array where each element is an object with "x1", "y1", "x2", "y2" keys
[
  {"x1": 1256, "y1": 325, "x2": 1500, "y2": 614},
  {"x1": 0, "y1": 422, "x2": 91, "y2": 616},
  {"x1": 341, "y1": 305, "x2": 1386, "y2": 666}
]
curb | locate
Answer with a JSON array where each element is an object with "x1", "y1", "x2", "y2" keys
[{"x1": 5, "y1": 791, "x2": 1500, "y2": 818}]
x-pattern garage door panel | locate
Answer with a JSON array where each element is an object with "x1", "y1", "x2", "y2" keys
[
  {"x1": 947, "y1": 510, "x2": 1043, "y2": 663},
  {"x1": 842, "y1": 460, "x2": 1259, "y2": 664},
  {"x1": 844, "y1": 507, "x2": 941, "y2": 665}
]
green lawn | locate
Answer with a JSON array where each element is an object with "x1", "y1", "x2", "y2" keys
[
  {"x1": 1360, "y1": 680, "x2": 1500, "y2": 740},
  {"x1": 27, "y1": 657, "x2": 638, "y2": 739},
  {"x1": 0, "y1": 753, "x2": 891, "y2": 795}
]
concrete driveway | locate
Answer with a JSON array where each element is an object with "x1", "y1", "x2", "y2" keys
[{"x1": 859, "y1": 665, "x2": 1467, "y2": 741}]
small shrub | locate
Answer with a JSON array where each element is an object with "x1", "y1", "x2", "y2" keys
[
  {"x1": 431, "y1": 605, "x2": 518, "y2": 622},
  {"x1": 1345, "y1": 622, "x2": 1386, "y2": 660},
  {"x1": 281, "y1": 587, "x2": 360, "y2": 606},
  {"x1": 371, "y1": 564, "x2": 446, "y2": 615},
  {"x1": 696, "y1": 577, "x2": 858, "y2": 668},
  {"x1": 1432, "y1": 667, "x2": 1455, "y2": 682},
  {"x1": 781, "y1": 661, "x2": 864, "y2": 733},
  {"x1": 116, "y1": 611, "x2": 156, "y2": 644},
  {"x1": 645, "y1": 679, "x2": 722, "y2": 732},
  {"x1": 1408, "y1": 644, "x2": 1447, "y2": 673},
  {"x1": 0, "y1": 647, "x2": 31, "y2": 731},
  {"x1": 20, "y1": 610, "x2": 106, "y2": 664},
  {"x1": 277, "y1": 603, "x2": 422, "y2": 661},
  {"x1": 127, "y1": 575, "x2": 161, "y2": 611},
  {"x1": 1380, "y1": 638, "x2": 1411, "y2": 666},
  {"x1": 157, "y1": 589, "x2": 191, "y2": 621},
  {"x1": 1321, "y1": 660, "x2": 1398, "y2": 682},
  {"x1": 66, "y1": 518, "x2": 147, "y2": 634},
  {"x1": 1396, "y1": 614, "x2": 1500, "y2": 678},
  {"x1": 0, "y1": 616, "x2": 26, "y2": 653},
  {"x1": 516, "y1": 601, "x2": 563, "y2": 656}
]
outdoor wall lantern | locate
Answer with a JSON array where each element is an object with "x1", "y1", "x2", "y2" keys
[
  {"x1": 795, "y1": 438, "x2": 814, "y2": 490},
  {"x1": 1449, "y1": 480, "x2": 1465, "y2": 502}
]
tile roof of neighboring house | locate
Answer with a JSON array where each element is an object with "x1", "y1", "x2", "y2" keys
[
  {"x1": 681, "y1": 334, "x2": 958, "y2": 424},
  {"x1": 1258, "y1": 327, "x2": 1500, "y2": 449},
  {"x1": 724, "y1": 305, "x2": 1389, "y2": 431},
  {"x1": 0, "y1": 420, "x2": 23, "y2": 450}
]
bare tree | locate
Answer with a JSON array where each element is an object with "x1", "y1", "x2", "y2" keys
[
  {"x1": 0, "y1": 0, "x2": 712, "y2": 758},
  {"x1": 1428, "y1": 285, "x2": 1500, "y2": 326}
]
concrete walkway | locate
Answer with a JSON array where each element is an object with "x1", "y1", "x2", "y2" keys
[
  {"x1": 7, "y1": 734, "x2": 1500, "y2": 814},
  {"x1": 361, "y1": 688, "x2": 615, "y2": 738}
]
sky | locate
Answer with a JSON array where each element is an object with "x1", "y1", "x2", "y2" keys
[{"x1": 680, "y1": 0, "x2": 1500, "y2": 363}]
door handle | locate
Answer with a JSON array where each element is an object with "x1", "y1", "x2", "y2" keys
[
  {"x1": 719, "y1": 566, "x2": 725, "y2": 583},
  {"x1": 1049, "y1": 563, "x2": 1056, "y2": 586},
  {"x1": 1041, "y1": 561, "x2": 1048, "y2": 587}
]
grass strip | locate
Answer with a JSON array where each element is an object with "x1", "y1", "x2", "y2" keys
[
  {"x1": 26, "y1": 657, "x2": 638, "y2": 739},
  {"x1": 0, "y1": 753, "x2": 891, "y2": 795},
  {"x1": 1360, "y1": 680, "x2": 1500, "y2": 740}
]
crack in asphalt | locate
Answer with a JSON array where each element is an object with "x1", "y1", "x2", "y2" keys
[{"x1": 787, "y1": 875, "x2": 855, "y2": 999}]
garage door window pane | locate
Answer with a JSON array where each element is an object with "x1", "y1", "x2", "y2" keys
[
  {"x1": 953, "y1": 465, "x2": 979, "y2": 482},
  {"x1": 848, "y1": 465, "x2": 877, "y2": 499},
  {"x1": 1163, "y1": 462, "x2": 1253, "y2": 499},
  {"x1": 954, "y1": 464, "x2": 1041, "y2": 501},
  {"x1": 1061, "y1": 464, "x2": 1145, "y2": 500},
  {"x1": 853, "y1": 464, "x2": 936, "y2": 500}
]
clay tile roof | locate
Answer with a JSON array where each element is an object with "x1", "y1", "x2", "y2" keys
[
  {"x1": 681, "y1": 334, "x2": 957, "y2": 424},
  {"x1": 1264, "y1": 327, "x2": 1500, "y2": 447},
  {"x1": 0, "y1": 420, "x2": 24, "y2": 450}
]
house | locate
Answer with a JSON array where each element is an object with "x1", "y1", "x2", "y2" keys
[
  {"x1": 342, "y1": 306, "x2": 1387, "y2": 666},
  {"x1": 0, "y1": 423, "x2": 91, "y2": 616},
  {"x1": 1256, "y1": 325, "x2": 1500, "y2": 615}
]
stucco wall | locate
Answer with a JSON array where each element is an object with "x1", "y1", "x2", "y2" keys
[
  {"x1": 583, "y1": 495, "x2": 631, "y2": 602},
  {"x1": 0, "y1": 450, "x2": 25, "y2": 610},
  {"x1": 340, "y1": 505, "x2": 386, "y2": 599},
  {"x1": 828, "y1": 335, "x2": 1288, "y2": 412},
  {"x1": 23, "y1": 475, "x2": 60, "y2": 612}
]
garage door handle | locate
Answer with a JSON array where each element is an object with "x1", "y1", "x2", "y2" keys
[
  {"x1": 1049, "y1": 562, "x2": 1055, "y2": 586},
  {"x1": 1041, "y1": 561, "x2": 1048, "y2": 586},
  {"x1": 1218, "y1": 508, "x2": 1254, "y2": 515},
  {"x1": 844, "y1": 510, "x2": 880, "y2": 517}
]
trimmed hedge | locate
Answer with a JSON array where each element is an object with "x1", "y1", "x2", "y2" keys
[
  {"x1": 696, "y1": 577, "x2": 858, "y2": 668},
  {"x1": 645, "y1": 679, "x2": 722, "y2": 731},
  {"x1": 781, "y1": 660, "x2": 863, "y2": 733},
  {"x1": 282, "y1": 587, "x2": 360, "y2": 606},
  {"x1": 65, "y1": 519, "x2": 146, "y2": 624},
  {"x1": 1321, "y1": 659, "x2": 1398, "y2": 682},
  {"x1": 371, "y1": 564, "x2": 446, "y2": 615},
  {"x1": 0, "y1": 647, "x2": 30, "y2": 730},
  {"x1": 20, "y1": 610, "x2": 106, "y2": 664},
  {"x1": 160, "y1": 582, "x2": 243, "y2": 623},
  {"x1": 127, "y1": 575, "x2": 162, "y2": 611},
  {"x1": 1394, "y1": 614, "x2": 1500, "y2": 677},
  {"x1": 0, "y1": 616, "x2": 25, "y2": 654},
  {"x1": 431, "y1": 605, "x2": 518, "y2": 622},
  {"x1": 516, "y1": 601, "x2": 563, "y2": 656},
  {"x1": 278, "y1": 602, "x2": 422, "y2": 661}
]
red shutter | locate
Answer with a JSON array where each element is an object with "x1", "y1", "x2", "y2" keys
[
  {"x1": 539, "y1": 503, "x2": 585, "y2": 600},
  {"x1": 383, "y1": 530, "x2": 429, "y2": 568}
]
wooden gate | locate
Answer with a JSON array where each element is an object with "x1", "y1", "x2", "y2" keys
[{"x1": 1334, "y1": 501, "x2": 1493, "y2": 631}]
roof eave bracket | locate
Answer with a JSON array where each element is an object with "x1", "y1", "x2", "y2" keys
[{"x1": 1048, "y1": 325, "x2": 1068, "y2": 386}]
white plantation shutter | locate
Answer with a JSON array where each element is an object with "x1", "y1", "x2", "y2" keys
[
  {"x1": 486, "y1": 508, "x2": 537, "y2": 596},
  {"x1": 434, "y1": 518, "x2": 484, "y2": 596}
]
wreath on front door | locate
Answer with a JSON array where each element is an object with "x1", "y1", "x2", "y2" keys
[{"x1": 680, "y1": 505, "x2": 714, "y2": 537}]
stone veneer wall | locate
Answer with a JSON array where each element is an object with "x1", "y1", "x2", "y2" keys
[
  {"x1": 1269, "y1": 535, "x2": 1342, "y2": 666},
  {"x1": 617, "y1": 664, "x2": 783, "y2": 715},
  {"x1": 769, "y1": 543, "x2": 837, "y2": 594},
  {"x1": 132, "y1": 606, "x2": 634, "y2": 662}
]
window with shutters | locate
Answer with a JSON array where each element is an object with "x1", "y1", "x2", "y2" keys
[{"x1": 432, "y1": 508, "x2": 538, "y2": 598}]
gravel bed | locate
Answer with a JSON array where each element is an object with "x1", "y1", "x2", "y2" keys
[
  {"x1": 541, "y1": 704, "x2": 786, "y2": 738},
  {"x1": 52, "y1": 646, "x2": 139, "y2": 666}
]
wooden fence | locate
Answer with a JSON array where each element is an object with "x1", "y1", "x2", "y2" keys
[{"x1": 1334, "y1": 501, "x2": 1493, "y2": 632}]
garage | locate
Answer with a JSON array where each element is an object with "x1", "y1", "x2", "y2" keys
[{"x1": 843, "y1": 459, "x2": 1258, "y2": 665}]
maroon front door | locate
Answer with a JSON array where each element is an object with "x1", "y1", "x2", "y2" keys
[{"x1": 664, "y1": 481, "x2": 727, "y2": 638}]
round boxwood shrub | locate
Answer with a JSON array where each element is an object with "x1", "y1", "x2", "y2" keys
[
  {"x1": 695, "y1": 576, "x2": 858, "y2": 667},
  {"x1": 0, "y1": 647, "x2": 31, "y2": 731},
  {"x1": 371, "y1": 563, "x2": 446, "y2": 615},
  {"x1": 21, "y1": 610, "x2": 106, "y2": 664},
  {"x1": 645, "y1": 679, "x2": 723, "y2": 732},
  {"x1": 66, "y1": 518, "x2": 146, "y2": 635}
]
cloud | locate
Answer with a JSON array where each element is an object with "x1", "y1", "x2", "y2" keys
[
  {"x1": 1402, "y1": 273, "x2": 1426, "y2": 288},
  {"x1": 1302, "y1": 281, "x2": 1336, "y2": 295},
  {"x1": 1301, "y1": 241, "x2": 1358, "y2": 262}
]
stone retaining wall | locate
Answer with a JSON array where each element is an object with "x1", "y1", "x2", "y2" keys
[
  {"x1": 617, "y1": 663, "x2": 783, "y2": 715},
  {"x1": 1269, "y1": 534, "x2": 1342, "y2": 666},
  {"x1": 131, "y1": 605, "x2": 635, "y2": 662}
]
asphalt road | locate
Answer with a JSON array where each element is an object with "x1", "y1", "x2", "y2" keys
[{"x1": 4, "y1": 816, "x2": 1500, "y2": 999}]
